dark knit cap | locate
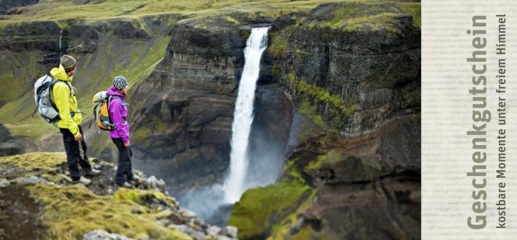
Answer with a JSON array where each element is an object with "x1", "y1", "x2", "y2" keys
[
  {"x1": 60, "y1": 55, "x2": 77, "y2": 72},
  {"x1": 113, "y1": 76, "x2": 128, "y2": 90}
]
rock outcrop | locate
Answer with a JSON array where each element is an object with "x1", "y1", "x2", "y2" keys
[
  {"x1": 0, "y1": 124, "x2": 25, "y2": 157},
  {"x1": 0, "y1": 152, "x2": 238, "y2": 240}
]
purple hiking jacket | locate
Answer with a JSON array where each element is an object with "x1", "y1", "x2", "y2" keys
[{"x1": 107, "y1": 86, "x2": 129, "y2": 144}]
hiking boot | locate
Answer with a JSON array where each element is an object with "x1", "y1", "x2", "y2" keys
[
  {"x1": 116, "y1": 182, "x2": 132, "y2": 188},
  {"x1": 73, "y1": 176, "x2": 91, "y2": 185},
  {"x1": 86, "y1": 168, "x2": 101, "y2": 176}
]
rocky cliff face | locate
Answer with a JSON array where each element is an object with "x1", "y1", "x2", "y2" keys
[
  {"x1": 128, "y1": 22, "x2": 246, "y2": 193},
  {"x1": 0, "y1": 21, "x2": 61, "y2": 107},
  {"x1": 129, "y1": 17, "x2": 296, "y2": 194},
  {"x1": 229, "y1": 2, "x2": 421, "y2": 239},
  {"x1": 268, "y1": 2, "x2": 420, "y2": 135}
]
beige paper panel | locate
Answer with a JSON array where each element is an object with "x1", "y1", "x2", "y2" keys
[{"x1": 423, "y1": 0, "x2": 517, "y2": 239}]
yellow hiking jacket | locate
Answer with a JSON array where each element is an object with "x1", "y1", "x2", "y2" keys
[{"x1": 50, "y1": 65, "x2": 82, "y2": 137}]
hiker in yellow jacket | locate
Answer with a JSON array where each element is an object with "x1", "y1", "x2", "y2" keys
[{"x1": 51, "y1": 55, "x2": 100, "y2": 185}]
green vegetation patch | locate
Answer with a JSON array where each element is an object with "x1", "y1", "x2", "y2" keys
[
  {"x1": 114, "y1": 187, "x2": 175, "y2": 206},
  {"x1": 296, "y1": 80, "x2": 355, "y2": 129},
  {"x1": 264, "y1": 161, "x2": 318, "y2": 239},
  {"x1": 228, "y1": 178, "x2": 313, "y2": 239},
  {"x1": 267, "y1": 191, "x2": 317, "y2": 239},
  {"x1": 290, "y1": 225, "x2": 329, "y2": 240},
  {"x1": 340, "y1": 12, "x2": 400, "y2": 33},
  {"x1": 0, "y1": 152, "x2": 68, "y2": 183},
  {"x1": 0, "y1": 153, "x2": 188, "y2": 239},
  {"x1": 29, "y1": 184, "x2": 190, "y2": 239},
  {"x1": 0, "y1": 0, "x2": 342, "y2": 24},
  {"x1": 3, "y1": 123, "x2": 57, "y2": 142},
  {"x1": 304, "y1": 1, "x2": 420, "y2": 33},
  {"x1": 132, "y1": 126, "x2": 152, "y2": 143},
  {"x1": 0, "y1": 0, "x2": 422, "y2": 29},
  {"x1": 0, "y1": 50, "x2": 42, "y2": 105},
  {"x1": 284, "y1": 159, "x2": 304, "y2": 183},
  {"x1": 0, "y1": 152, "x2": 65, "y2": 172},
  {"x1": 130, "y1": 117, "x2": 167, "y2": 143},
  {"x1": 0, "y1": 50, "x2": 46, "y2": 126},
  {"x1": 304, "y1": 149, "x2": 343, "y2": 172},
  {"x1": 398, "y1": 2, "x2": 421, "y2": 28},
  {"x1": 76, "y1": 34, "x2": 171, "y2": 115},
  {"x1": 267, "y1": 23, "x2": 297, "y2": 58}
]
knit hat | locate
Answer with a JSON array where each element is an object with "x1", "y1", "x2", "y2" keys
[
  {"x1": 60, "y1": 55, "x2": 77, "y2": 72},
  {"x1": 113, "y1": 76, "x2": 128, "y2": 90}
]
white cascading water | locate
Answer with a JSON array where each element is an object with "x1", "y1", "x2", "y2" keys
[
  {"x1": 223, "y1": 27, "x2": 269, "y2": 203},
  {"x1": 59, "y1": 30, "x2": 63, "y2": 58}
]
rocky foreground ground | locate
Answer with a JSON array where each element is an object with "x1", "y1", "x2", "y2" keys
[{"x1": 0, "y1": 152, "x2": 237, "y2": 240}]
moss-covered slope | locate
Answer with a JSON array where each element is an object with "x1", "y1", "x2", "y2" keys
[
  {"x1": 0, "y1": 15, "x2": 174, "y2": 155},
  {"x1": 0, "y1": 152, "x2": 238, "y2": 239}
]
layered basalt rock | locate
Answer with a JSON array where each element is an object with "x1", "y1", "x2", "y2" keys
[
  {"x1": 0, "y1": 0, "x2": 39, "y2": 15},
  {"x1": 228, "y1": 2, "x2": 421, "y2": 239}
]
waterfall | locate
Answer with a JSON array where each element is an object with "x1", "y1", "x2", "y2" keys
[
  {"x1": 58, "y1": 30, "x2": 63, "y2": 58},
  {"x1": 179, "y1": 27, "x2": 273, "y2": 225},
  {"x1": 223, "y1": 27, "x2": 269, "y2": 203}
]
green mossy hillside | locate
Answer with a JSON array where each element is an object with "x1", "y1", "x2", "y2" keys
[
  {"x1": 0, "y1": 51, "x2": 43, "y2": 106},
  {"x1": 0, "y1": 30, "x2": 170, "y2": 145},
  {"x1": 30, "y1": 184, "x2": 190, "y2": 239},
  {"x1": 228, "y1": 180, "x2": 313, "y2": 239},
  {"x1": 0, "y1": 1, "x2": 370, "y2": 24},
  {"x1": 0, "y1": 152, "x2": 69, "y2": 183},
  {"x1": 228, "y1": 160, "x2": 314, "y2": 239},
  {"x1": 304, "y1": 1, "x2": 420, "y2": 32},
  {"x1": 0, "y1": 152, "x2": 193, "y2": 239}
]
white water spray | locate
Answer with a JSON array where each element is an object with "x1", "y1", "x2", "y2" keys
[
  {"x1": 59, "y1": 30, "x2": 63, "y2": 58},
  {"x1": 223, "y1": 27, "x2": 269, "y2": 203}
]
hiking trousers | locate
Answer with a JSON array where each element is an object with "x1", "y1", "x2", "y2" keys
[
  {"x1": 112, "y1": 138, "x2": 133, "y2": 185},
  {"x1": 60, "y1": 126, "x2": 93, "y2": 181}
]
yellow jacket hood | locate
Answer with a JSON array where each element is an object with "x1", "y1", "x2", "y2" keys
[{"x1": 50, "y1": 65, "x2": 73, "y2": 82}]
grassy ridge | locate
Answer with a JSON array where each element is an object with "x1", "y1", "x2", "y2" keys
[{"x1": 1, "y1": 0, "x2": 417, "y2": 26}]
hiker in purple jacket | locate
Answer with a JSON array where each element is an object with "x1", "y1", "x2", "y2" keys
[{"x1": 107, "y1": 76, "x2": 133, "y2": 188}]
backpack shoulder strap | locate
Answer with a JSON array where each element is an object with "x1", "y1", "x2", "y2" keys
[
  {"x1": 107, "y1": 94, "x2": 113, "y2": 106},
  {"x1": 107, "y1": 95, "x2": 121, "y2": 109},
  {"x1": 50, "y1": 80, "x2": 73, "y2": 104},
  {"x1": 108, "y1": 95, "x2": 122, "y2": 104},
  {"x1": 51, "y1": 79, "x2": 72, "y2": 91}
]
